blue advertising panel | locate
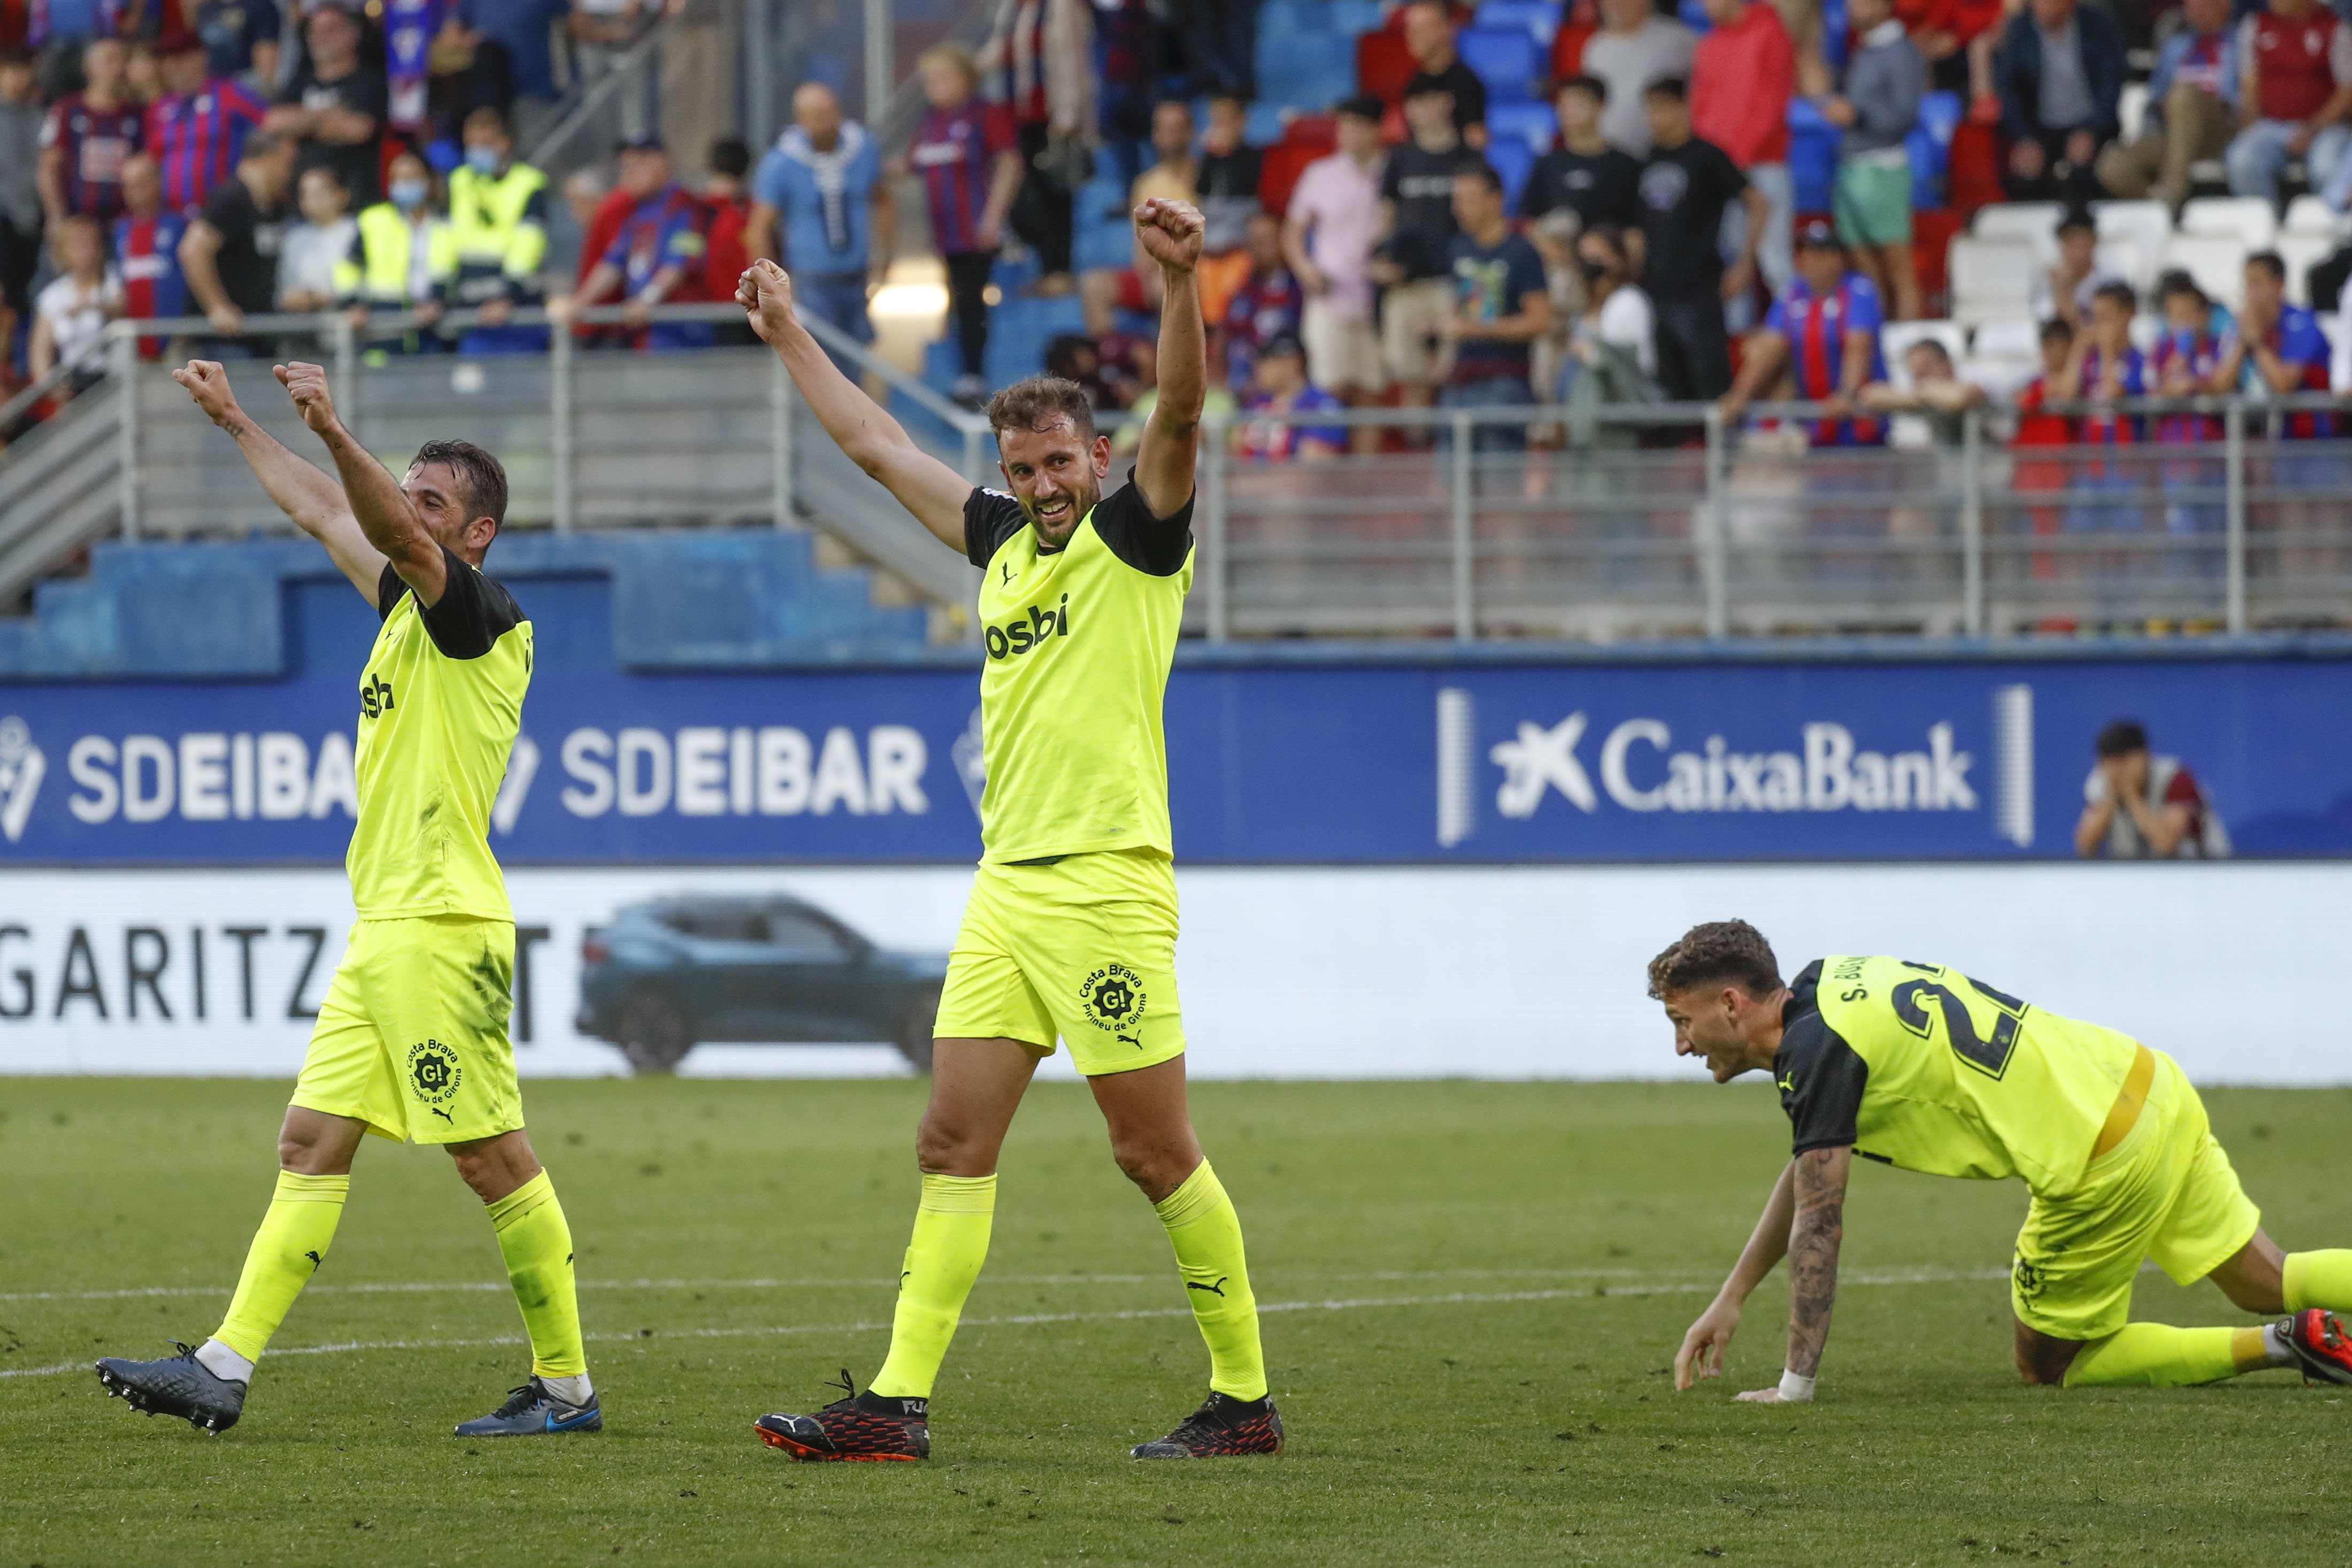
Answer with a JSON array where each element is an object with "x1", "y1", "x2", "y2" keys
[{"x1": 0, "y1": 656, "x2": 2343, "y2": 864}]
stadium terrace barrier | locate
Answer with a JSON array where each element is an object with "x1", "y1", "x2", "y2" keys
[{"x1": 5, "y1": 308, "x2": 2352, "y2": 640}]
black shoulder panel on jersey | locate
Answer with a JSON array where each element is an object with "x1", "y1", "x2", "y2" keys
[
  {"x1": 1090, "y1": 467, "x2": 1194, "y2": 577},
  {"x1": 1775, "y1": 980, "x2": 1868, "y2": 1157},
  {"x1": 964, "y1": 487, "x2": 1029, "y2": 569},
  {"x1": 417, "y1": 544, "x2": 526, "y2": 660},
  {"x1": 1786, "y1": 958, "x2": 1824, "y2": 1016},
  {"x1": 376, "y1": 561, "x2": 407, "y2": 621}
]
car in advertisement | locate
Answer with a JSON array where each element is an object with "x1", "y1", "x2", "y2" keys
[{"x1": 575, "y1": 895, "x2": 948, "y2": 1073}]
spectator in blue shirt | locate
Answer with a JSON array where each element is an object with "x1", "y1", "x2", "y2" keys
[
  {"x1": 569, "y1": 132, "x2": 712, "y2": 350},
  {"x1": 1437, "y1": 163, "x2": 1552, "y2": 452},
  {"x1": 749, "y1": 81, "x2": 893, "y2": 357}
]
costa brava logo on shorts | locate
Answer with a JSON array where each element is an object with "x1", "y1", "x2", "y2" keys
[
  {"x1": 1079, "y1": 963, "x2": 1148, "y2": 1044},
  {"x1": 406, "y1": 1039, "x2": 463, "y2": 1104}
]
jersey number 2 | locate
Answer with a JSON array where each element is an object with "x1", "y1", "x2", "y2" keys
[{"x1": 1890, "y1": 969, "x2": 2029, "y2": 1080}]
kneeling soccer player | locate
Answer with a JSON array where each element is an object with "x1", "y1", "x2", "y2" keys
[
  {"x1": 93, "y1": 360, "x2": 594, "y2": 1437},
  {"x1": 735, "y1": 198, "x2": 1277, "y2": 1462},
  {"x1": 1650, "y1": 919, "x2": 2352, "y2": 1401}
]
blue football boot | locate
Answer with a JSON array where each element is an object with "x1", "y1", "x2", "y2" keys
[{"x1": 454, "y1": 1377, "x2": 603, "y2": 1436}]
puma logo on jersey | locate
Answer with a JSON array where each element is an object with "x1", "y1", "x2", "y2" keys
[
  {"x1": 1778, "y1": 1073, "x2": 1797, "y2": 1093},
  {"x1": 359, "y1": 673, "x2": 396, "y2": 719},
  {"x1": 983, "y1": 594, "x2": 1070, "y2": 660}
]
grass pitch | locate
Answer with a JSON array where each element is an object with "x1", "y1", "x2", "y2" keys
[{"x1": 2, "y1": 1076, "x2": 2348, "y2": 1567}]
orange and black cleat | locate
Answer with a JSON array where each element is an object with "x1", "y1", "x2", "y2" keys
[
  {"x1": 1132, "y1": 1390, "x2": 1283, "y2": 1459},
  {"x1": 754, "y1": 1370, "x2": 928, "y2": 1462},
  {"x1": 2284, "y1": 1309, "x2": 2352, "y2": 1386}
]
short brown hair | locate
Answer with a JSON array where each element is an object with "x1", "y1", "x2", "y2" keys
[
  {"x1": 1647, "y1": 920, "x2": 1783, "y2": 1001},
  {"x1": 411, "y1": 439, "x2": 509, "y2": 538},
  {"x1": 985, "y1": 375, "x2": 1097, "y2": 444}
]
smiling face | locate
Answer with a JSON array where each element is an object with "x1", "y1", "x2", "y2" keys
[
  {"x1": 996, "y1": 417, "x2": 1112, "y2": 550},
  {"x1": 401, "y1": 461, "x2": 495, "y2": 558}
]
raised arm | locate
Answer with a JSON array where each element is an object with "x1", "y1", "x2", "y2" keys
[
  {"x1": 736, "y1": 257, "x2": 972, "y2": 549},
  {"x1": 1675, "y1": 1157, "x2": 1797, "y2": 1390},
  {"x1": 1132, "y1": 198, "x2": 1207, "y2": 517},
  {"x1": 275, "y1": 360, "x2": 450, "y2": 605},
  {"x1": 1745, "y1": 1144, "x2": 1850, "y2": 1403},
  {"x1": 172, "y1": 359, "x2": 387, "y2": 602}
]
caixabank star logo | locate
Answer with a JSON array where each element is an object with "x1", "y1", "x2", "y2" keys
[
  {"x1": 1078, "y1": 963, "x2": 1147, "y2": 1046},
  {"x1": 406, "y1": 1040, "x2": 464, "y2": 1105}
]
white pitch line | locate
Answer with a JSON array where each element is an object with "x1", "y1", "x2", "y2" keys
[{"x1": 0, "y1": 1267, "x2": 2008, "y2": 1382}]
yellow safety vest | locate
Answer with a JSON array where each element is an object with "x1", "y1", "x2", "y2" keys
[
  {"x1": 445, "y1": 160, "x2": 549, "y2": 304},
  {"x1": 340, "y1": 203, "x2": 457, "y2": 308}
]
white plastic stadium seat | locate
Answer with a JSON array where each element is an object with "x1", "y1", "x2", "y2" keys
[
  {"x1": 1970, "y1": 318, "x2": 2040, "y2": 358},
  {"x1": 1879, "y1": 320, "x2": 1969, "y2": 388},
  {"x1": 2092, "y1": 200, "x2": 2170, "y2": 267},
  {"x1": 1972, "y1": 202, "x2": 2066, "y2": 262},
  {"x1": 2276, "y1": 230, "x2": 2334, "y2": 305},
  {"x1": 2165, "y1": 232, "x2": 2249, "y2": 310},
  {"x1": 2127, "y1": 313, "x2": 2162, "y2": 353},
  {"x1": 2095, "y1": 235, "x2": 2151, "y2": 294},
  {"x1": 2282, "y1": 194, "x2": 2350, "y2": 236},
  {"x1": 1947, "y1": 235, "x2": 2039, "y2": 326},
  {"x1": 2179, "y1": 196, "x2": 2277, "y2": 251},
  {"x1": 1958, "y1": 352, "x2": 2040, "y2": 397}
]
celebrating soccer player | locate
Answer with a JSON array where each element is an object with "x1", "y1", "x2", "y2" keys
[
  {"x1": 1650, "y1": 921, "x2": 2352, "y2": 1401},
  {"x1": 734, "y1": 199, "x2": 1278, "y2": 1462},
  {"x1": 93, "y1": 362, "x2": 597, "y2": 1438}
]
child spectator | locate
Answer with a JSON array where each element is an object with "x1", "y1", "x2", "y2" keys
[
  {"x1": 1827, "y1": 0, "x2": 1924, "y2": 321},
  {"x1": 2057, "y1": 279, "x2": 2146, "y2": 547},
  {"x1": 30, "y1": 214, "x2": 120, "y2": 388},
  {"x1": 2150, "y1": 273, "x2": 2224, "y2": 564},
  {"x1": 1283, "y1": 95, "x2": 1386, "y2": 427},
  {"x1": 1236, "y1": 332, "x2": 1349, "y2": 460},
  {"x1": 275, "y1": 162, "x2": 355, "y2": 311},
  {"x1": 904, "y1": 44, "x2": 1020, "y2": 407},
  {"x1": 2011, "y1": 315, "x2": 2077, "y2": 582},
  {"x1": 1220, "y1": 210, "x2": 1301, "y2": 393},
  {"x1": 39, "y1": 38, "x2": 143, "y2": 228},
  {"x1": 2031, "y1": 207, "x2": 2115, "y2": 328},
  {"x1": 113, "y1": 152, "x2": 189, "y2": 355},
  {"x1": 1193, "y1": 91, "x2": 1260, "y2": 326}
]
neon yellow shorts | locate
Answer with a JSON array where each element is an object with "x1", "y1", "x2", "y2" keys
[
  {"x1": 290, "y1": 914, "x2": 523, "y2": 1146},
  {"x1": 2010, "y1": 1050, "x2": 2261, "y2": 1341},
  {"x1": 935, "y1": 848, "x2": 1187, "y2": 1077}
]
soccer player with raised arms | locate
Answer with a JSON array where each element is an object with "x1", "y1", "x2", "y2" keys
[
  {"x1": 1650, "y1": 920, "x2": 2352, "y2": 1400},
  {"x1": 93, "y1": 360, "x2": 597, "y2": 1438},
  {"x1": 735, "y1": 197, "x2": 1278, "y2": 1461}
]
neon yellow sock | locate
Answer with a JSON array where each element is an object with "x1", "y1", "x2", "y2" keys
[
  {"x1": 1155, "y1": 1162, "x2": 1267, "y2": 1402},
  {"x1": 870, "y1": 1173, "x2": 996, "y2": 1399},
  {"x1": 487, "y1": 1171, "x2": 586, "y2": 1379},
  {"x1": 2284, "y1": 1251, "x2": 2352, "y2": 1312},
  {"x1": 2061, "y1": 1323, "x2": 2265, "y2": 1387},
  {"x1": 213, "y1": 1171, "x2": 349, "y2": 1363}
]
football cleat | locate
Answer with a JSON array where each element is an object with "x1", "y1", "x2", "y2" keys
[
  {"x1": 754, "y1": 1369, "x2": 929, "y2": 1462},
  {"x1": 95, "y1": 1342, "x2": 248, "y2": 1434},
  {"x1": 2284, "y1": 1309, "x2": 2352, "y2": 1386},
  {"x1": 453, "y1": 1377, "x2": 603, "y2": 1436},
  {"x1": 1131, "y1": 1390, "x2": 1283, "y2": 1459}
]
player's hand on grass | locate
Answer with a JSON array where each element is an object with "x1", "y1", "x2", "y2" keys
[
  {"x1": 1134, "y1": 197, "x2": 1205, "y2": 274},
  {"x1": 1674, "y1": 1295, "x2": 1741, "y2": 1390},
  {"x1": 274, "y1": 360, "x2": 339, "y2": 435},
  {"x1": 172, "y1": 359, "x2": 245, "y2": 430},
  {"x1": 738, "y1": 259, "x2": 797, "y2": 345}
]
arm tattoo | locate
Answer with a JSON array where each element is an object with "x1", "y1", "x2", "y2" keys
[{"x1": 1786, "y1": 1148, "x2": 1849, "y2": 1379}]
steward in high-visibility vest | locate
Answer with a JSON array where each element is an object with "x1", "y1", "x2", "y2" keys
[
  {"x1": 336, "y1": 151, "x2": 454, "y2": 362},
  {"x1": 447, "y1": 105, "x2": 551, "y2": 353}
]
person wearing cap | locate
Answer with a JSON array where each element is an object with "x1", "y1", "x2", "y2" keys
[
  {"x1": 1718, "y1": 219, "x2": 1888, "y2": 448},
  {"x1": 145, "y1": 25, "x2": 271, "y2": 212},
  {"x1": 1282, "y1": 95, "x2": 1387, "y2": 442},
  {"x1": 1235, "y1": 330, "x2": 1348, "y2": 461},
  {"x1": 445, "y1": 103, "x2": 550, "y2": 354},
  {"x1": 568, "y1": 132, "x2": 713, "y2": 351},
  {"x1": 266, "y1": 2, "x2": 387, "y2": 208}
]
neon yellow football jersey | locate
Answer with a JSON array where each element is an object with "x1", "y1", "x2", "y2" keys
[
  {"x1": 348, "y1": 547, "x2": 531, "y2": 920},
  {"x1": 962, "y1": 474, "x2": 1193, "y2": 864},
  {"x1": 1775, "y1": 955, "x2": 2142, "y2": 1195}
]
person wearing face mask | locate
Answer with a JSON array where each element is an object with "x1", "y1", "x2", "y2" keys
[
  {"x1": 339, "y1": 149, "x2": 455, "y2": 359},
  {"x1": 445, "y1": 104, "x2": 550, "y2": 354},
  {"x1": 1557, "y1": 221, "x2": 1659, "y2": 445}
]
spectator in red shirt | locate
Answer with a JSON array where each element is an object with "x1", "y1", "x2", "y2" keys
[
  {"x1": 2075, "y1": 720, "x2": 2230, "y2": 858},
  {"x1": 1693, "y1": 0, "x2": 1795, "y2": 309},
  {"x1": 701, "y1": 134, "x2": 752, "y2": 340},
  {"x1": 2011, "y1": 316, "x2": 2076, "y2": 582}
]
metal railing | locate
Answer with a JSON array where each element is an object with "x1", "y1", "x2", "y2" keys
[{"x1": 10, "y1": 313, "x2": 2352, "y2": 641}]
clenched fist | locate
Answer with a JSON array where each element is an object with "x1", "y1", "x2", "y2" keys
[
  {"x1": 172, "y1": 359, "x2": 247, "y2": 431},
  {"x1": 275, "y1": 361, "x2": 339, "y2": 435},
  {"x1": 737, "y1": 258, "x2": 798, "y2": 347},
  {"x1": 1133, "y1": 197, "x2": 1205, "y2": 274}
]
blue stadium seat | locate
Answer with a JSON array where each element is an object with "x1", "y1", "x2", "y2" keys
[
  {"x1": 1786, "y1": 96, "x2": 1842, "y2": 214},
  {"x1": 1458, "y1": 25, "x2": 1541, "y2": 102},
  {"x1": 1258, "y1": 49, "x2": 1358, "y2": 114},
  {"x1": 1910, "y1": 89, "x2": 1962, "y2": 209},
  {"x1": 1329, "y1": 0, "x2": 1383, "y2": 34},
  {"x1": 1472, "y1": 0, "x2": 1561, "y2": 43},
  {"x1": 1487, "y1": 98, "x2": 1558, "y2": 153},
  {"x1": 1488, "y1": 134, "x2": 1537, "y2": 211},
  {"x1": 1246, "y1": 100, "x2": 1292, "y2": 144},
  {"x1": 1260, "y1": 0, "x2": 1312, "y2": 35}
]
